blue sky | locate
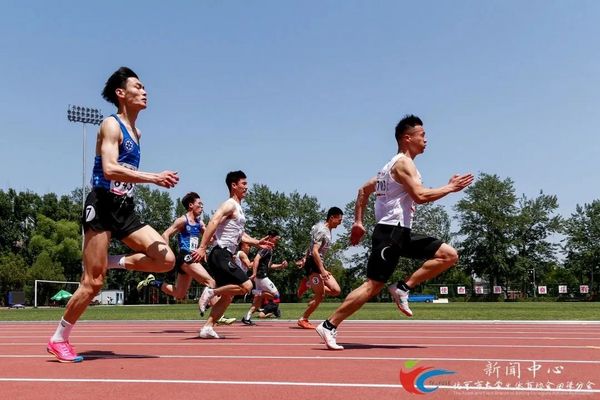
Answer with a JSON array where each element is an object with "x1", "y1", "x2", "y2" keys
[{"x1": 1, "y1": 0, "x2": 598, "y2": 226}]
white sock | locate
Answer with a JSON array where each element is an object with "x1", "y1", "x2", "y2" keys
[
  {"x1": 107, "y1": 255, "x2": 126, "y2": 269},
  {"x1": 51, "y1": 317, "x2": 74, "y2": 342},
  {"x1": 245, "y1": 311, "x2": 252, "y2": 320}
]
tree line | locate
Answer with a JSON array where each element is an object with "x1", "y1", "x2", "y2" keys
[{"x1": 1, "y1": 172, "x2": 598, "y2": 305}]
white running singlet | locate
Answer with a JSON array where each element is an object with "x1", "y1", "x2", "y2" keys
[
  {"x1": 305, "y1": 221, "x2": 332, "y2": 258},
  {"x1": 214, "y1": 199, "x2": 246, "y2": 253},
  {"x1": 374, "y1": 153, "x2": 420, "y2": 228},
  {"x1": 233, "y1": 250, "x2": 248, "y2": 273}
]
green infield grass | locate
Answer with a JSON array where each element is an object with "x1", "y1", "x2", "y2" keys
[{"x1": 1, "y1": 301, "x2": 599, "y2": 322}]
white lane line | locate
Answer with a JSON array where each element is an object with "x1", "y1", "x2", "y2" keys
[
  {"x1": 1, "y1": 334, "x2": 599, "y2": 340},
  {"x1": 1, "y1": 342, "x2": 600, "y2": 349},
  {"x1": 2, "y1": 320, "x2": 600, "y2": 326},
  {"x1": 0, "y1": 326, "x2": 600, "y2": 338},
  {"x1": 0, "y1": 377, "x2": 597, "y2": 394},
  {"x1": 2, "y1": 354, "x2": 600, "y2": 364}
]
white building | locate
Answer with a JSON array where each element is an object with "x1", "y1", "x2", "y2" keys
[{"x1": 92, "y1": 290, "x2": 124, "y2": 305}]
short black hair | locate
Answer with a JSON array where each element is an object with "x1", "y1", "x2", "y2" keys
[
  {"x1": 394, "y1": 114, "x2": 423, "y2": 142},
  {"x1": 267, "y1": 229, "x2": 280, "y2": 237},
  {"x1": 101, "y1": 67, "x2": 139, "y2": 107},
  {"x1": 326, "y1": 206, "x2": 343, "y2": 220},
  {"x1": 181, "y1": 192, "x2": 200, "y2": 209},
  {"x1": 225, "y1": 170, "x2": 247, "y2": 191}
]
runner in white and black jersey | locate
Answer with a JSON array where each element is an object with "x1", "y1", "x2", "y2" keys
[
  {"x1": 241, "y1": 229, "x2": 288, "y2": 325},
  {"x1": 215, "y1": 242, "x2": 253, "y2": 325},
  {"x1": 297, "y1": 207, "x2": 343, "y2": 330},
  {"x1": 196, "y1": 170, "x2": 272, "y2": 339},
  {"x1": 316, "y1": 114, "x2": 473, "y2": 350}
]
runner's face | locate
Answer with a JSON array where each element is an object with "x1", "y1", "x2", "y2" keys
[
  {"x1": 233, "y1": 178, "x2": 248, "y2": 199},
  {"x1": 121, "y1": 77, "x2": 147, "y2": 110},
  {"x1": 241, "y1": 242, "x2": 250, "y2": 253},
  {"x1": 329, "y1": 214, "x2": 343, "y2": 228},
  {"x1": 191, "y1": 198, "x2": 203, "y2": 217},
  {"x1": 406, "y1": 125, "x2": 427, "y2": 154}
]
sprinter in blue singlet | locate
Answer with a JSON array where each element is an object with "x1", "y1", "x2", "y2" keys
[
  {"x1": 137, "y1": 192, "x2": 216, "y2": 309},
  {"x1": 47, "y1": 67, "x2": 180, "y2": 363}
]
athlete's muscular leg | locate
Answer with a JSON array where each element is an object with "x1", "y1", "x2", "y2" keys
[
  {"x1": 324, "y1": 275, "x2": 341, "y2": 297},
  {"x1": 182, "y1": 262, "x2": 216, "y2": 289},
  {"x1": 214, "y1": 280, "x2": 253, "y2": 297},
  {"x1": 329, "y1": 279, "x2": 385, "y2": 326},
  {"x1": 121, "y1": 225, "x2": 175, "y2": 272},
  {"x1": 302, "y1": 273, "x2": 325, "y2": 320},
  {"x1": 406, "y1": 243, "x2": 458, "y2": 287},
  {"x1": 161, "y1": 274, "x2": 192, "y2": 299},
  {"x1": 205, "y1": 294, "x2": 234, "y2": 327},
  {"x1": 63, "y1": 230, "x2": 110, "y2": 324},
  {"x1": 248, "y1": 293, "x2": 262, "y2": 316}
]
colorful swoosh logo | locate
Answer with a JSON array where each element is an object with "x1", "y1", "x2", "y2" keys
[{"x1": 399, "y1": 360, "x2": 456, "y2": 394}]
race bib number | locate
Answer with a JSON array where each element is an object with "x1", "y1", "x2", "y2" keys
[
  {"x1": 375, "y1": 172, "x2": 387, "y2": 196},
  {"x1": 189, "y1": 237, "x2": 199, "y2": 251},
  {"x1": 110, "y1": 163, "x2": 137, "y2": 196}
]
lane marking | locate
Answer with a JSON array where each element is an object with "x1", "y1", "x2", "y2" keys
[
  {"x1": 0, "y1": 377, "x2": 598, "y2": 394},
  {"x1": 1, "y1": 342, "x2": 599, "y2": 349},
  {"x1": 2, "y1": 334, "x2": 599, "y2": 340},
  {"x1": 2, "y1": 354, "x2": 600, "y2": 364}
]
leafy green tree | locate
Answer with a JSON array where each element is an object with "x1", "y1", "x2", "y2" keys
[
  {"x1": 456, "y1": 174, "x2": 563, "y2": 298},
  {"x1": 0, "y1": 189, "x2": 39, "y2": 256},
  {"x1": 134, "y1": 185, "x2": 176, "y2": 234},
  {"x1": 455, "y1": 174, "x2": 517, "y2": 291},
  {"x1": 544, "y1": 262, "x2": 578, "y2": 296},
  {"x1": 27, "y1": 215, "x2": 82, "y2": 281},
  {"x1": 53, "y1": 191, "x2": 83, "y2": 222},
  {"x1": 26, "y1": 251, "x2": 66, "y2": 306},
  {"x1": 512, "y1": 193, "x2": 562, "y2": 295},
  {"x1": 563, "y1": 200, "x2": 600, "y2": 294},
  {"x1": 0, "y1": 190, "x2": 18, "y2": 253},
  {"x1": 0, "y1": 252, "x2": 28, "y2": 304}
]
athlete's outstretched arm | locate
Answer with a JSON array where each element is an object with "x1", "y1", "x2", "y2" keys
[
  {"x1": 239, "y1": 252, "x2": 253, "y2": 270},
  {"x1": 270, "y1": 260, "x2": 288, "y2": 270},
  {"x1": 350, "y1": 177, "x2": 376, "y2": 245},
  {"x1": 99, "y1": 118, "x2": 179, "y2": 188},
  {"x1": 392, "y1": 157, "x2": 473, "y2": 204},
  {"x1": 241, "y1": 233, "x2": 273, "y2": 250}
]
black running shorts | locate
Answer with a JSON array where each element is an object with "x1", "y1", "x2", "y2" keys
[
  {"x1": 366, "y1": 224, "x2": 443, "y2": 283},
  {"x1": 83, "y1": 188, "x2": 146, "y2": 240},
  {"x1": 174, "y1": 252, "x2": 190, "y2": 275},
  {"x1": 303, "y1": 255, "x2": 321, "y2": 277},
  {"x1": 207, "y1": 246, "x2": 250, "y2": 287}
]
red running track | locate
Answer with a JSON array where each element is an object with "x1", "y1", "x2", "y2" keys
[{"x1": 0, "y1": 320, "x2": 599, "y2": 400}]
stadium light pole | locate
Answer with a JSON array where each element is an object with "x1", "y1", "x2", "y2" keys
[
  {"x1": 67, "y1": 105, "x2": 103, "y2": 265},
  {"x1": 529, "y1": 268, "x2": 537, "y2": 299},
  {"x1": 67, "y1": 105, "x2": 103, "y2": 213}
]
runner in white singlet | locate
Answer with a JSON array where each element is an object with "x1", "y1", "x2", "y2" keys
[{"x1": 316, "y1": 114, "x2": 474, "y2": 350}]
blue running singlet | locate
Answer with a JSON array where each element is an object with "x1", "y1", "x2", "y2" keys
[
  {"x1": 91, "y1": 114, "x2": 141, "y2": 196},
  {"x1": 178, "y1": 215, "x2": 202, "y2": 252}
]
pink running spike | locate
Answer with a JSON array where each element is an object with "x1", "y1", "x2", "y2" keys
[{"x1": 47, "y1": 340, "x2": 83, "y2": 363}]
